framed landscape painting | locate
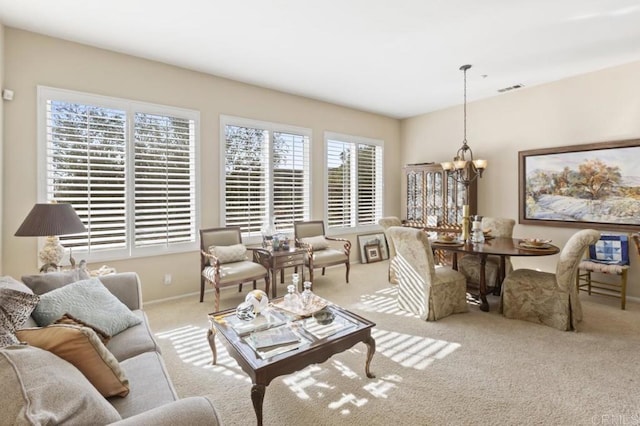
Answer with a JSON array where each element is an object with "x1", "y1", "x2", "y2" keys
[{"x1": 519, "y1": 139, "x2": 640, "y2": 232}]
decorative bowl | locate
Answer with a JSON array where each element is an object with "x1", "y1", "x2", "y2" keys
[
  {"x1": 523, "y1": 238, "x2": 551, "y2": 247},
  {"x1": 439, "y1": 234, "x2": 456, "y2": 242}
]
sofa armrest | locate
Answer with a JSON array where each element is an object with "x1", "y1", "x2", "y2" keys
[
  {"x1": 98, "y1": 272, "x2": 143, "y2": 311},
  {"x1": 108, "y1": 397, "x2": 221, "y2": 426}
]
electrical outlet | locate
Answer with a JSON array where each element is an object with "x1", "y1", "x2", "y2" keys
[{"x1": 163, "y1": 273, "x2": 172, "y2": 285}]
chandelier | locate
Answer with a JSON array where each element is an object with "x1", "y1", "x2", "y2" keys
[{"x1": 441, "y1": 64, "x2": 487, "y2": 185}]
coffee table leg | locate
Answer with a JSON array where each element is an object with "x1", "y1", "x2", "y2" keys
[
  {"x1": 479, "y1": 254, "x2": 490, "y2": 312},
  {"x1": 251, "y1": 384, "x2": 266, "y2": 426},
  {"x1": 363, "y1": 335, "x2": 376, "y2": 378},
  {"x1": 207, "y1": 325, "x2": 217, "y2": 365}
]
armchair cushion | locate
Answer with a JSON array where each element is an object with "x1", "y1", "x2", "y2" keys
[
  {"x1": 309, "y1": 248, "x2": 347, "y2": 264},
  {"x1": 32, "y1": 278, "x2": 141, "y2": 336},
  {"x1": 300, "y1": 236, "x2": 330, "y2": 251},
  {"x1": 16, "y1": 324, "x2": 130, "y2": 397},
  {"x1": 203, "y1": 260, "x2": 268, "y2": 284},
  {"x1": 208, "y1": 243, "x2": 248, "y2": 264}
]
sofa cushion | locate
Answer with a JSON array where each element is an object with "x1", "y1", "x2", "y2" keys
[
  {"x1": 107, "y1": 310, "x2": 160, "y2": 362},
  {"x1": 0, "y1": 345, "x2": 121, "y2": 424},
  {"x1": 0, "y1": 288, "x2": 40, "y2": 347},
  {"x1": 208, "y1": 243, "x2": 248, "y2": 264},
  {"x1": 32, "y1": 277, "x2": 141, "y2": 336},
  {"x1": 0, "y1": 275, "x2": 34, "y2": 294},
  {"x1": 109, "y1": 351, "x2": 178, "y2": 419},
  {"x1": 21, "y1": 269, "x2": 91, "y2": 295},
  {"x1": 300, "y1": 235, "x2": 329, "y2": 250},
  {"x1": 16, "y1": 324, "x2": 129, "y2": 397}
]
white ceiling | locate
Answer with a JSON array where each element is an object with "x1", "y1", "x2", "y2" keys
[{"x1": 1, "y1": 0, "x2": 639, "y2": 119}]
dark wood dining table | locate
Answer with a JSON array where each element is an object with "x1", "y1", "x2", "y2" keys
[{"x1": 430, "y1": 237, "x2": 560, "y2": 312}]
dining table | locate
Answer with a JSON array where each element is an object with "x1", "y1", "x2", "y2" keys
[{"x1": 430, "y1": 236, "x2": 560, "y2": 312}]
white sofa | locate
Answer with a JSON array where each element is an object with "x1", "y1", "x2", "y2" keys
[{"x1": 0, "y1": 272, "x2": 221, "y2": 425}]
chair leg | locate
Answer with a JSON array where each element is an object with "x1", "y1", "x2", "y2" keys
[
  {"x1": 346, "y1": 261, "x2": 350, "y2": 283},
  {"x1": 264, "y1": 274, "x2": 270, "y2": 297},
  {"x1": 309, "y1": 267, "x2": 314, "y2": 283},
  {"x1": 200, "y1": 276, "x2": 205, "y2": 302},
  {"x1": 621, "y1": 269, "x2": 627, "y2": 310},
  {"x1": 322, "y1": 267, "x2": 326, "y2": 276},
  {"x1": 214, "y1": 287, "x2": 220, "y2": 312}
]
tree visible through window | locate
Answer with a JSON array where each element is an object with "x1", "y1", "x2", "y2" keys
[{"x1": 40, "y1": 87, "x2": 198, "y2": 260}]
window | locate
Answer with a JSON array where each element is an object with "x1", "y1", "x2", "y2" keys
[
  {"x1": 325, "y1": 132, "x2": 383, "y2": 230},
  {"x1": 221, "y1": 116, "x2": 310, "y2": 239},
  {"x1": 38, "y1": 87, "x2": 199, "y2": 261}
]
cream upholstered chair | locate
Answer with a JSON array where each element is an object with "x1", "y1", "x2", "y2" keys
[
  {"x1": 294, "y1": 220, "x2": 351, "y2": 283},
  {"x1": 200, "y1": 227, "x2": 270, "y2": 310},
  {"x1": 378, "y1": 216, "x2": 402, "y2": 285},
  {"x1": 387, "y1": 226, "x2": 468, "y2": 321},
  {"x1": 501, "y1": 229, "x2": 600, "y2": 331},
  {"x1": 458, "y1": 217, "x2": 515, "y2": 291}
]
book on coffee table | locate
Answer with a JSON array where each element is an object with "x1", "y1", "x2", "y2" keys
[{"x1": 248, "y1": 325, "x2": 301, "y2": 350}]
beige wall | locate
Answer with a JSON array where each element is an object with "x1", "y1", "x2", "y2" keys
[
  {"x1": 402, "y1": 60, "x2": 640, "y2": 298},
  {"x1": 2, "y1": 28, "x2": 401, "y2": 301}
]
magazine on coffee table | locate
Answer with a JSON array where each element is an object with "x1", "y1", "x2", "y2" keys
[{"x1": 244, "y1": 325, "x2": 310, "y2": 359}]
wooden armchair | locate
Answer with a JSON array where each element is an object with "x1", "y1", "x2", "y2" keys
[
  {"x1": 293, "y1": 220, "x2": 351, "y2": 284},
  {"x1": 199, "y1": 227, "x2": 270, "y2": 310}
]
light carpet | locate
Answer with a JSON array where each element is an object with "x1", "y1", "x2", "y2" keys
[{"x1": 145, "y1": 260, "x2": 640, "y2": 426}]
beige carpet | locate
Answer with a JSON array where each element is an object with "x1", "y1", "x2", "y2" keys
[{"x1": 145, "y1": 261, "x2": 640, "y2": 426}]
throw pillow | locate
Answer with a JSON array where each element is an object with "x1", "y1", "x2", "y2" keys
[
  {"x1": 32, "y1": 277, "x2": 141, "y2": 336},
  {"x1": 209, "y1": 243, "x2": 248, "y2": 264},
  {"x1": 300, "y1": 235, "x2": 330, "y2": 251},
  {"x1": 0, "y1": 345, "x2": 122, "y2": 424},
  {"x1": 54, "y1": 312, "x2": 111, "y2": 344},
  {"x1": 21, "y1": 268, "x2": 91, "y2": 295},
  {"x1": 0, "y1": 288, "x2": 40, "y2": 347},
  {"x1": 16, "y1": 324, "x2": 129, "y2": 397}
]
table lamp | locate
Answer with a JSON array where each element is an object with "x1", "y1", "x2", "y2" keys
[{"x1": 15, "y1": 202, "x2": 87, "y2": 269}]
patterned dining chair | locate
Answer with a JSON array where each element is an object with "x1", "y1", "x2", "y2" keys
[
  {"x1": 378, "y1": 216, "x2": 402, "y2": 285},
  {"x1": 458, "y1": 217, "x2": 515, "y2": 292},
  {"x1": 387, "y1": 226, "x2": 468, "y2": 321},
  {"x1": 500, "y1": 229, "x2": 600, "y2": 331}
]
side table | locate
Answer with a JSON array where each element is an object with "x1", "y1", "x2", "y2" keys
[{"x1": 255, "y1": 247, "x2": 307, "y2": 298}]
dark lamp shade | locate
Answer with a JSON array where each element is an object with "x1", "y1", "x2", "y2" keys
[{"x1": 15, "y1": 203, "x2": 87, "y2": 237}]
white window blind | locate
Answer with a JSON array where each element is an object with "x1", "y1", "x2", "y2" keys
[
  {"x1": 39, "y1": 87, "x2": 199, "y2": 261},
  {"x1": 222, "y1": 116, "x2": 310, "y2": 238},
  {"x1": 326, "y1": 133, "x2": 383, "y2": 230}
]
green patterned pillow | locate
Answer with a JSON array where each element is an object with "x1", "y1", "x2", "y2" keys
[
  {"x1": 32, "y1": 278, "x2": 141, "y2": 336},
  {"x1": 208, "y1": 244, "x2": 248, "y2": 264}
]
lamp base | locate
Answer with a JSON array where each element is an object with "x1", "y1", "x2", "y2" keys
[{"x1": 39, "y1": 235, "x2": 65, "y2": 267}]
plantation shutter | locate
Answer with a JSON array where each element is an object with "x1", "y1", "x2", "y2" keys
[
  {"x1": 326, "y1": 140, "x2": 354, "y2": 228},
  {"x1": 224, "y1": 125, "x2": 268, "y2": 236},
  {"x1": 133, "y1": 112, "x2": 196, "y2": 248},
  {"x1": 356, "y1": 143, "x2": 383, "y2": 225},
  {"x1": 326, "y1": 135, "x2": 383, "y2": 229},
  {"x1": 272, "y1": 132, "x2": 310, "y2": 232},
  {"x1": 46, "y1": 100, "x2": 127, "y2": 252}
]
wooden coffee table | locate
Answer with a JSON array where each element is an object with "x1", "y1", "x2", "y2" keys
[{"x1": 207, "y1": 302, "x2": 376, "y2": 426}]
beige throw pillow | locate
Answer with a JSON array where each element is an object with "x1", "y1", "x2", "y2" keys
[
  {"x1": 208, "y1": 243, "x2": 248, "y2": 264},
  {"x1": 16, "y1": 324, "x2": 130, "y2": 397},
  {"x1": 300, "y1": 236, "x2": 330, "y2": 250}
]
